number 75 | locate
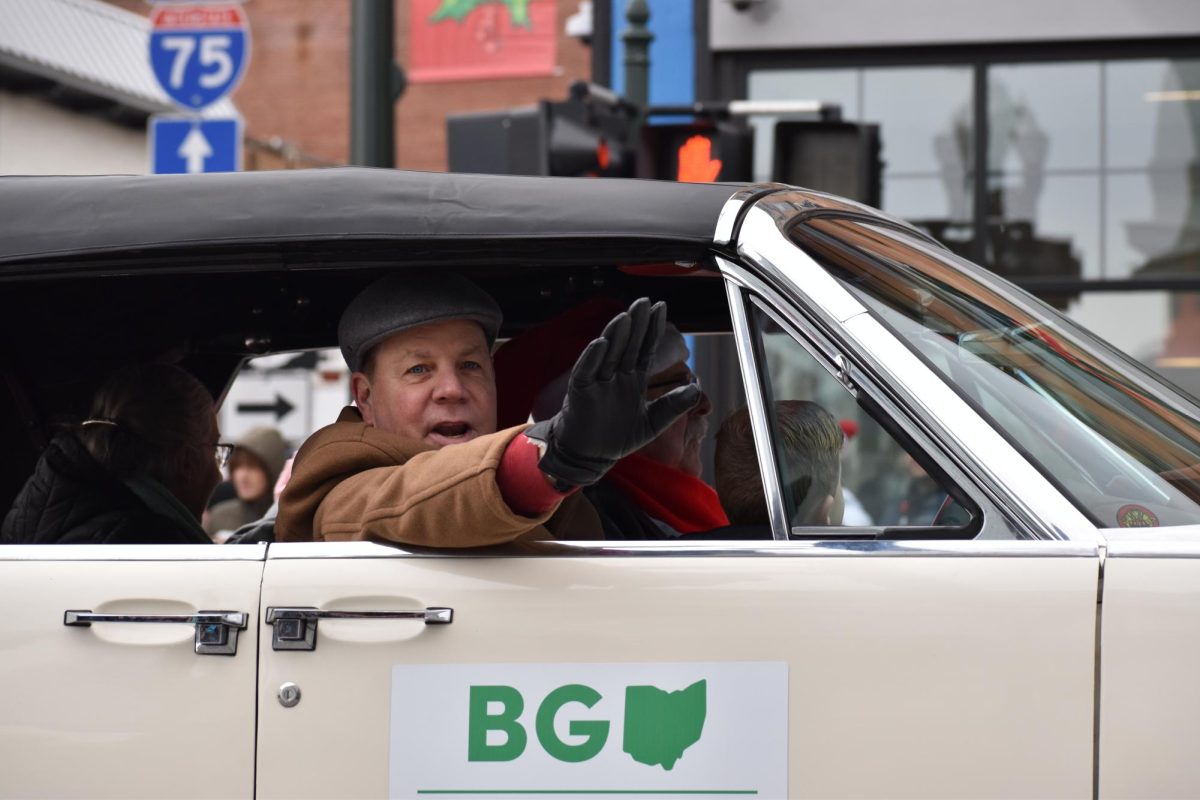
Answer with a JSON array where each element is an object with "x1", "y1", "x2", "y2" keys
[{"x1": 161, "y1": 35, "x2": 234, "y2": 89}]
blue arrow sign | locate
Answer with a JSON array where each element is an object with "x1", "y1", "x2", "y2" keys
[
  {"x1": 149, "y1": 5, "x2": 249, "y2": 111},
  {"x1": 150, "y1": 116, "x2": 242, "y2": 174}
]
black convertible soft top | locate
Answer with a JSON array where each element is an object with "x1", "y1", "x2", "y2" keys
[{"x1": 0, "y1": 168, "x2": 739, "y2": 270}]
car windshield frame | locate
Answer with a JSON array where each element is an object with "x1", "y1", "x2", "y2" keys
[{"x1": 790, "y1": 216, "x2": 1200, "y2": 531}]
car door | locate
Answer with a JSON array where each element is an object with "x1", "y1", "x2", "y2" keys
[
  {"x1": 1098, "y1": 534, "x2": 1200, "y2": 799},
  {"x1": 0, "y1": 543, "x2": 265, "y2": 799},
  {"x1": 255, "y1": 541, "x2": 1098, "y2": 799},
  {"x1": 254, "y1": 274, "x2": 1100, "y2": 798}
]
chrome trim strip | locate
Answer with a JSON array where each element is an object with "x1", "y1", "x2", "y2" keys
[
  {"x1": 0, "y1": 543, "x2": 268, "y2": 561},
  {"x1": 724, "y1": 277, "x2": 789, "y2": 541},
  {"x1": 1105, "y1": 534, "x2": 1200, "y2": 558},
  {"x1": 265, "y1": 540, "x2": 1099, "y2": 559}
]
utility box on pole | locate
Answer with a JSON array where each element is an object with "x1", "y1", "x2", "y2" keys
[
  {"x1": 772, "y1": 121, "x2": 883, "y2": 207},
  {"x1": 447, "y1": 83, "x2": 637, "y2": 177}
]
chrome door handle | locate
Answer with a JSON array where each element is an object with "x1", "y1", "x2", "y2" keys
[
  {"x1": 63, "y1": 610, "x2": 248, "y2": 656},
  {"x1": 265, "y1": 606, "x2": 453, "y2": 651}
]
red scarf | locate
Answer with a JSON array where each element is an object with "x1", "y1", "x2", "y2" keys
[{"x1": 604, "y1": 453, "x2": 730, "y2": 534}]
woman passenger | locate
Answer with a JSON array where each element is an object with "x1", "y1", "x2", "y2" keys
[{"x1": 1, "y1": 363, "x2": 222, "y2": 545}]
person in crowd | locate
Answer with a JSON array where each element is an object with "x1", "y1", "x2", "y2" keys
[
  {"x1": 276, "y1": 272, "x2": 700, "y2": 545},
  {"x1": 224, "y1": 455, "x2": 293, "y2": 545},
  {"x1": 494, "y1": 298, "x2": 728, "y2": 539},
  {"x1": 1, "y1": 363, "x2": 221, "y2": 545},
  {"x1": 203, "y1": 425, "x2": 288, "y2": 541},
  {"x1": 714, "y1": 400, "x2": 845, "y2": 528}
]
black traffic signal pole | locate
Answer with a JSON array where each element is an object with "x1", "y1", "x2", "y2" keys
[
  {"x1": 351, "y1": 0, "x2": 397, "y2": 167},
  {"x1": 621, "y1": 0, "x2": 653, "y2": 108}
]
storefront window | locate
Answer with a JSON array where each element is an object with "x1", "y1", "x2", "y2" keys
[
  {"x1": 747, "y1": 55, "x2": 1200, "y2": 389},
  {"x1": 1105, "y1": 59, "x2": 1200, "y2": 281},
  {"x1": 987, "y1": 58, "x2": 1200, "y2": 283}
]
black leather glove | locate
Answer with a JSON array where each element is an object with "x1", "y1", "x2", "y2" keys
[{"x1": 525, "y1": 298, "x2": 702, "y2": 489}]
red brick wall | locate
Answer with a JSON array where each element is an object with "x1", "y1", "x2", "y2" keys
[{"x1": 107, "y1": 0, "x2": 592, "y2": 170}]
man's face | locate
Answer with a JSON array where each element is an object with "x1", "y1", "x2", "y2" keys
[
  {"x1": 351, "y1": 319, "x2": 498, "y2": 448},
  {"x1": 636, "y1": 360, "x2": 711, "y2": 476}
]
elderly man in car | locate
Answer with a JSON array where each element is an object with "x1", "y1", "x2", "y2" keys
[
  {"x1": 276, "y1": 273, "x2": 700, "y2": 546},
  {"x1": 493, "y1": 299, "x2": 728, "y2": 539}
]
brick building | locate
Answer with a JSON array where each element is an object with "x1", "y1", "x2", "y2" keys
[{"x1": 107, "y1": 0, "x2": 592, "y2": 170}]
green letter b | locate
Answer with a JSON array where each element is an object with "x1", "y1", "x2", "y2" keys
[{"x1": 468, "y1": 685, "x2": 527, "y2": 762}]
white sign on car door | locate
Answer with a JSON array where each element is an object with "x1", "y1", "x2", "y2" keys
[{"x1": 389, "y1": 661, "x2": 788, "y2": 798}]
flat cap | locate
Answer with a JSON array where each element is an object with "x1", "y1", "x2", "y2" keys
[{"x1": 338, "y1": 271, "x2": 503, "y2": 372}]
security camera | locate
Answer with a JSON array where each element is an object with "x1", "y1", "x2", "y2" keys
[{"x1": 725, "y1": 0, "x2": 764, "y2": 11}]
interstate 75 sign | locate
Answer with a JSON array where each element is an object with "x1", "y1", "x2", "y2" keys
[{"x1": 149, "y1": 4, "x2": 250, "y2": 110}]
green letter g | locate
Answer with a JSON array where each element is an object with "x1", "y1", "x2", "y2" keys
[{"x1": 535, "y1": 684, "x2": 610, "y2": 763}]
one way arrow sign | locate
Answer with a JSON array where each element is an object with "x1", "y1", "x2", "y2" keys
[
  {"x1": 150, "y1": 115, "x2": 242, "y2": 174},
  {"x1": 236, "y1": 393, "x2": 295, "y2": 422},
  {"x1": 220, "y1": 372, "x2": 309, "y2": 444},
  {"x1": 178, "y1": 127, "x2": 214, "y2": 174}
]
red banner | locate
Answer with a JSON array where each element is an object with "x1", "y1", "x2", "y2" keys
[{"x1": 410, "y1": 0, "x2": 557, "y2": 83}]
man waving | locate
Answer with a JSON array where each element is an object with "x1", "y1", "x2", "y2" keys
[{"x1": 277, "y1": 272, "x2": 699, "y2": 546}]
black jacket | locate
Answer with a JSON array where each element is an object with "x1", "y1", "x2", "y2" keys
[
  {"x1": 583, "y1": 480, "x2": 668, "y2": 540},
  {"x1": 1, "y1": 434, "x2": 211, "y2": 545}
]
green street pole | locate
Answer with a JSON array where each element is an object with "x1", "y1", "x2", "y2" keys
[
  {"x1": 621, "y1": 0, "x2": 653, "y2": 109},
  {"x1": 350, "y1": 0, "x2": 395, "y2": 167}
]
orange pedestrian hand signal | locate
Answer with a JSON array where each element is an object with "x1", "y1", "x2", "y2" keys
[
  {"x1": 596, "y1": 138, "x2": 611, "y2": 171},
  {"x1": 676, "y1": 135, "x2": 722, "y2": 183}
]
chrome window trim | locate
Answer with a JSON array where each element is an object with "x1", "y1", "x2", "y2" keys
[
  {"x1": 713, "y1": 184, "x2": 787, "y2": 247},
  {"x1": 737, "y1": 207, "x2": 868, "y2": 324},
  {"x1": 0, "y1": 543, "x2": 268, "y2": 561},
  {"x1": 724, "y1": 278, "x2": 790, "y2": 541},
  {"x1": 714, "y1": 195, "x2": 746, "y2": 247},
  {"x1": 842, "y1": 312, "x2": 1096, "y2": 541},
  {"x1": 265, "y1": 540, "x2": 1099, "y2": 560},
  {"x1": 731, "y1": 206, "x2": 1100, "y2": 544},
  {"x1": 722, "y1": 255, "x2": 1023, "y2": 542}
]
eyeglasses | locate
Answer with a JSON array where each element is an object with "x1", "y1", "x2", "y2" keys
[{"x1": 214, "y1": 443, "x2": 235, "y2": 469}]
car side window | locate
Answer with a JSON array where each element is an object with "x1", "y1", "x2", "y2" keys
[{"x1": 745, "y1": 299, "x2": 974, "y2": 536}]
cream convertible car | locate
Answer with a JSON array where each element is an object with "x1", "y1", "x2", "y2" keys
[{"x1": 2, "y1": 169, "x2": 1199, "y2": 799}]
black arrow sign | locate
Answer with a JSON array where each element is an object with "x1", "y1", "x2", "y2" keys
[{"x1": 236, "y1": 393, "x2": 296, "y2": 422}]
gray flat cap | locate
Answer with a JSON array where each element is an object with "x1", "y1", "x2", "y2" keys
[{"x1": 338, "y1": 272, "x2": 502, "y2": 371}]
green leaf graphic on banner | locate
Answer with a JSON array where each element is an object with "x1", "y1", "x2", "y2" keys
[
  {"x1": 622, "y1": 679, "x2": 707, "y2": 771},
  {"x1": 430, "y1": 0, "x2": 532, "y2": 28}
]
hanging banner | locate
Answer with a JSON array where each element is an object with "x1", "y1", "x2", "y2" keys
[{"x1": 410, "y1": 0, "x2": 557, "y2": 83}]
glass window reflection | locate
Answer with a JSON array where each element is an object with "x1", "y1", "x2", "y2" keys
[
  {"x1": 862, "y1": 66, "x2": 974, "y2": 176},
  {"x1": 1106, "y1": 59, "x2": 1200, "y2": 171},
  {"x1": 988, "y1": 63, "x2": 1101, "y2": 172}
]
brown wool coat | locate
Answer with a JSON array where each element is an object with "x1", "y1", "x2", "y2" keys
[{"x1": 276, "y1": 407, "x2": 602, "y2": 546}]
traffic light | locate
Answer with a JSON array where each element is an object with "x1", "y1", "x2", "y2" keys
[
  {"x1": 447, "y1": 83, "x2": 637, "y2": 178},
  {"x1": 638, "y1": 120, "x2": 753, "y2": 183},
  {"x1": 772, "y1": 121, "x2": 882, "y2": 207}
]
